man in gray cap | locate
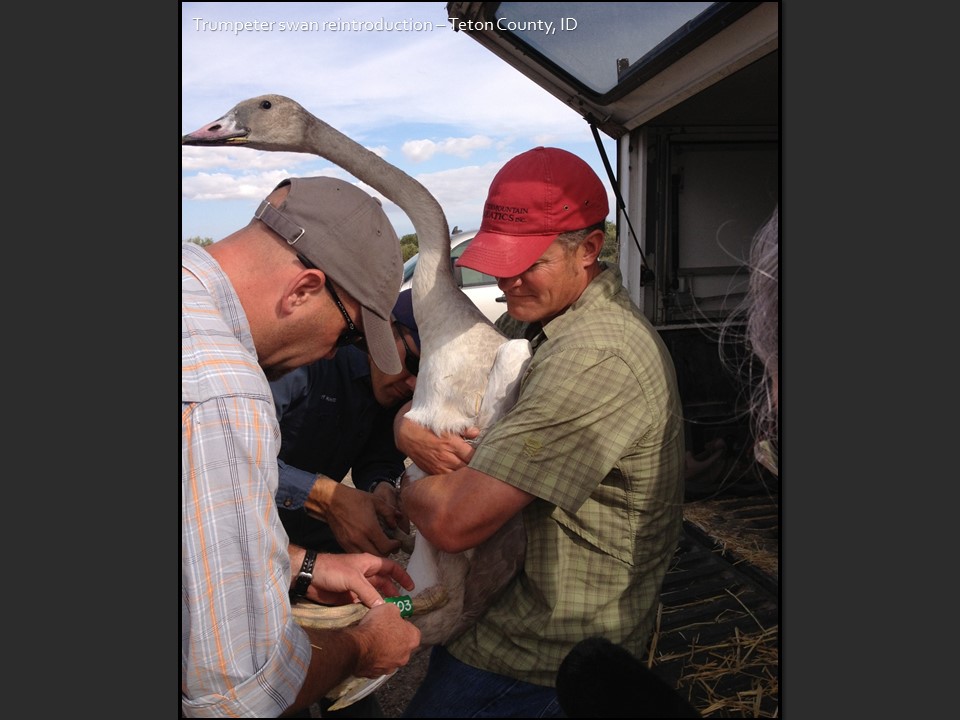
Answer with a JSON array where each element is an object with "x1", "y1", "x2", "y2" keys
[{"x1": 181, "y1": 177, "x2": 421, "y2": 718}]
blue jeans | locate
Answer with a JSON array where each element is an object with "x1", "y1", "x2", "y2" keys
[{"x1": 402, "y1": 645, "x2": 566, "y2": 718}]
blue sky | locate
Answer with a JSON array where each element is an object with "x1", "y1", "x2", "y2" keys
[{"x1": 181, "y1": 1, "x2": 617, "y2": 242}]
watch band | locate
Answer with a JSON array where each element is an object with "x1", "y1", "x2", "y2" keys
[
  {"x1": 293, "y1": 548, "x2": 317, "y2": 597},
  {"x1": 368, "y1": 473, "x2": 403, "y2": 493},
  {"x1": 367, "y1": 477, "x2": 391, "y2": 493}
]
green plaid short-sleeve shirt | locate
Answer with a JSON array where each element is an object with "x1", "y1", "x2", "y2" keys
[{"x1": 448, "y1": 265, "x2": 685, "y2": 687}]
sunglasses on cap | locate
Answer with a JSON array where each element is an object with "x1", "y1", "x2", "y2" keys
[{"x1": 297, "y1": 253, "x2": 366, "y2": 350}]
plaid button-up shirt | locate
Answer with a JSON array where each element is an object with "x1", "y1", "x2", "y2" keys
[
  {"x1": 181, "y1": 243, "x2": 310, "y2": 717},
  {"x1": 449, "y1": 265, "x2": 685, "y2": 687}
]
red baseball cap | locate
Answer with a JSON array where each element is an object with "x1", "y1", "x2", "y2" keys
[{"x1": 456, "y1": 147, "x2": 609, "y2": 277}]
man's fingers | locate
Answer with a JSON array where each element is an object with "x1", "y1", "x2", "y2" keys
[{"x1": 376, "y1": 536, "x2": 402, "y2": 556}]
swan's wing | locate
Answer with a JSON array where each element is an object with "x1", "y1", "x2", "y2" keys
[
  {"x1": 427, "y1": 339, "x2": 530, "y2": 643},
  {"x1": 448, "y1": 512, "x2": 527, "y2": 645},
  {"x1": 476, "y1": 339, "x2": 532, "y2": 431}
]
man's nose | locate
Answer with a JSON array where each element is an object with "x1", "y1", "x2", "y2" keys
[{"x1": 497, "y1": 275, "x2": 519, "y2": 291}]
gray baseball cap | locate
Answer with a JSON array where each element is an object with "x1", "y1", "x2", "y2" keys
[{"x1": 254, "y1": 177, "x2": 403, "y2": 374}]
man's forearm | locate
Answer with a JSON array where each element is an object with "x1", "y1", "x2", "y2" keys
[
  {"x1": 304, "y1": 475, "x2": 339, "y2": 519},
  {"x1": 402, "y1": 466, "x2": 535, "y2": 553}
]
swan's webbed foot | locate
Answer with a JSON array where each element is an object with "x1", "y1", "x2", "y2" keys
[
  {"x1": 290, "y1": 599, "x2": 368, "y2": 629},
  {"x1": 411, "y1": 583, "x2": 449, "y2": 615},
  {"x1": 388, "y1": 525, "x2": 416, "y2": 555}
]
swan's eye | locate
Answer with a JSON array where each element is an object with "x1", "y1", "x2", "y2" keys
[{"x1": 260, "y1": 100, "x2": 272, "y2": 110}]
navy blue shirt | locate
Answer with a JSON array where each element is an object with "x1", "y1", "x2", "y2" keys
[{"x1": 271, "y1": 345, "x2": 406, "y2": 512}]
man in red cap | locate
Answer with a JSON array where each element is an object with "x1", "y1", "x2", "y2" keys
[{"x1": 397, "y1": 147, "x2": 686, "y2": 717}]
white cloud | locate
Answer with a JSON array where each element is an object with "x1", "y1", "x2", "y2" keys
[
  {"x1": 401, "y1": 135, "x2": 493, "y2": 163},
  {"x1": 420, "y1": 162, "x2": 502, "y2": 229},
  {"x1": 181, "y1": 167, "x2": 352, "y2": 201},
  {"x1": 401, "y1": 139, "x2": 438, "y2": 163},
  {"x1": 180, "y1": 146, "x2": 317, "y2": 172},
  {"x1": 349, "y1": 161, "x2": 501, "y2": 237},
  {"x1": 181, "y1": 171, "x2": 296, "y2": 201}
]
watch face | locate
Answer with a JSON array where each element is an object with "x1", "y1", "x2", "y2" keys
[
  {"x1": 293, "y1": 550, "x2": 316, "y2": 597},
  {"x1": 294, "y1": 575, "x2": 311, "y2": 597}
]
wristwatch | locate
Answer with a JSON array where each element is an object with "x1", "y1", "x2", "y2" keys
[
  {"x1": 292, "y1": 548, "x2": 317, "y2": 598},
  {"x1": 368, "y1": 473, "x2": 403, "y2": 494}
]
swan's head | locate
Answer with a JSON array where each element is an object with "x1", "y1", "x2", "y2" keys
[{"x1": 181, "y1": 94, "x2": 315, "y2": 153}]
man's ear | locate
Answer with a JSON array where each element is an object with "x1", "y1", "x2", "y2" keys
[
  {"x1": 282, "y1": 268, "x2": 326, "y2": 312},
  {"x1": 580, "y1": 229, "x2": 605, "y2": 266}
]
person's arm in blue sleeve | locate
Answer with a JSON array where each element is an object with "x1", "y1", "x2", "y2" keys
[
  {"x1": 351, "y1": 405, "x2": 407, "y2": 493},
  {"x1": 276, "y1": 458, "x2": 321, "y2": 511},
  {"x1": 271, "y1": 366, "x2": 317, "y2": 511},
  {"x1": 311, "y1": 404, "x2": 407, "y2": 555},
  {"x1": 351, "y1": 405, "x2": 410, "y2": 540}
]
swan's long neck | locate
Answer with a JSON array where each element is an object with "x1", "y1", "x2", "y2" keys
[{"x1": 301, "y1": 118, "x2": 458, "y2": 336}]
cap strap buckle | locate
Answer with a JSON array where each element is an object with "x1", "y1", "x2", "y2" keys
[{"x1": 254, "y1": 200, "x2": 305, "y2": 245}]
